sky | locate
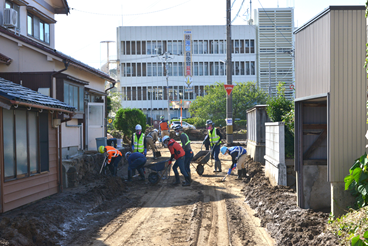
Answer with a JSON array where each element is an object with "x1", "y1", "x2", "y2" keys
[{"x1": 55, "y1": 0, "x2": 366, "y2": 70}]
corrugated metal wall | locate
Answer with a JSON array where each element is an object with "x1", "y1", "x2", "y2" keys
[
  {"x1": 295, "y1": 13, "x2": 331, "y2": 99},
  {"x1": 329, "y1": 9, "x2": 368, "y2": 182}
]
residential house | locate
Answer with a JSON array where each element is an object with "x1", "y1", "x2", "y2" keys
[
  {"x1": 0, "y1": 77, "x2": 75, "y2": 212},
  {"x1": 0, "y1": 0, "x2": 115, "y2": 157},
  {"x1": 0, "y1": 0, "x2": 115, "y2": 212}
]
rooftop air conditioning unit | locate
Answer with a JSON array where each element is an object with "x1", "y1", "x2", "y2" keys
[{"x1": 4, "y1": 8, "x2": 17, "y2": 28}]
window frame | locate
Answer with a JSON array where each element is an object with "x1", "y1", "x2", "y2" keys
[
  {"x1": 63, "y1": 81, "x2": 85, "y2": 113},
  {"x1": 27, "y1": 13, "x2": 51, "y2": 44},
  {"x1": 3, "y1": 108, "x2": 49, "y2": 181}
]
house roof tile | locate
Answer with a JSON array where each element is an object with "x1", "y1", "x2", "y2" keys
[
  {"x1": 0, "y1": 77, "x2": 75, "y2": 112},
  {"x1": 0, "y1": 26, "x2": 115, "y2": 83}
]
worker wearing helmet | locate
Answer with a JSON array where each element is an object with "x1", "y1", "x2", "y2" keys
[
  {"x1": 220, "y1": 146, "x2": 247, "y2": 179},
  {"x1": 146, "y1": 129, "x2": 159, "y2": 159},
  {"x1": 124, "y1": 151, "x2": 146, "y2": 181},
  {"x1": 159, "y1": 116, "x2": 170, "y2": 140},
  {"x1": 175, "y1": 125, "x2": 193, "y2": 183},
  {"x1": 99, "y1": 145, "x2": 123, "y2": 176},
  {"x1": 162, "y1": 135, "x2": 190, "y2": 186},
  {"x1": 131, "y1": 124, "x2": 147, "y2": 156},
  {"x1": 206, "y1": 119, "x2": 223, "y2": 172}
]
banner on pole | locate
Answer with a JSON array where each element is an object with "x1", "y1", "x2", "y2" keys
[{"x1": 224, "y1": 84, "x2": 234, "y2": 96}]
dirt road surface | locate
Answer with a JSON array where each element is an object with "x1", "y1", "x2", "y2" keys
[
  {"x1": 0, "y1": 141, "x2": 340, "y2": 246},
  {"x1": 68, "y1": 142, "x2": 274, "y2": 246}
]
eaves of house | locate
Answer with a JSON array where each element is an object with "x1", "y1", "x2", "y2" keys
[
  {"x1": 0, "y1": 26, "x2": 115, "y2": 83},
  {"x1": 0, "y1": 77, "x2": 75, "y2": 113}
]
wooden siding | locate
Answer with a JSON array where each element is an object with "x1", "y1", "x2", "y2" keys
[
  {"x1": 2, "y1": 113, "x2": 59, "y2": 212},
  {"x1": 0, "y1": 107, "x2": 3, "y2": 213},
  {"x1": 329, "y1": 9, "x2": 368, "y2": 182},
  {"x1": 295, "y1": 13, "x2": 331, "y2": 99}
]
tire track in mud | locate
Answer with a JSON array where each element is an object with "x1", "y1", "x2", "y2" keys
[{"x1": 90, "y1": 184, "x2": 168, "y2": 245}]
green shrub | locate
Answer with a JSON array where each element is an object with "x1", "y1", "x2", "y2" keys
[
  {"x1": 193, "y1": 117, "x2": 206, "y2": 128},
  {"x1": 235, "y1": 120, "x2": 247, "y2": 128},
  {"x1": 266, "y1": 82, "x2": 294, "y2": 158},
  {"x1": 113, "y1": 108, "x2": 146, "y2": 143}
]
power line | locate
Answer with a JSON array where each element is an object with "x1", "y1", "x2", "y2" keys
[
  {"x1": 231, "y1": 0, "x2": 246, "y2": 23},
  {"x1": 71, "y1": 0, "x2": 192, "y2": 17}
]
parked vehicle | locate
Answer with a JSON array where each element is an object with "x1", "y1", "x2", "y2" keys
[{"x1": 170, "y1": 121, "x2": 196, "y2": 130}]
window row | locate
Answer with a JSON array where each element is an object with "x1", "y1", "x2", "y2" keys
[
  {"x1": 122, "y1": 61, "x2": 256, "y2": 77},
  {"x1": 192, "y1": 61, "x2": 255, "y2": 76},
  {"x1": 122, "y1": 85, "x2": 207, "y2": 101},
  {"x1": 5, "y1": 0, "x2": 51, "y2": 44},
  {"x1": 27, "y1": 14, "x2": 50, "y2": 43},
  {"x1": 121, "y1": 39, "x2": 255, "y2": 55},
  {"x1": 3, "y1": 109, "x2": 49, "y2": 180}
]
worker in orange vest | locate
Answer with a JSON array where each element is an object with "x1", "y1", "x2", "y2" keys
[
  {"x1": 162, "y1": 136, "x2": 190, "y2": 186},
  {"x1": 159, "y1": 116, "x2": 170, "y2": 139},
  {"x1": 99, "y1": 145, "x2": 123, "y2": 176}
]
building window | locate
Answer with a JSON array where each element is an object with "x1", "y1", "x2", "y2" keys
[
  {"x1": 246, "y1": 61, "x2": 250, "y2": 75},
  {"x1": 5, "y1": 1, "x2": 20, "y2": 29},
  {"x1": 250, "y1": 40, "x2": 255, "y2": 53},
  {"x1": 251, "y1": 61, "x2": 255, "y2": 75},
  {"x1": 27, "y1": 14, "x2": 50, "y2": 44},
  {"x1": 64, "y1": 82, "x2": 84, "y2": 112},
  {"x1": 3, "y1": 109, "x2": 49, "y2": 180},
  {"x1": 178, "y1": 41, "x2": 183, "y2": 55}
]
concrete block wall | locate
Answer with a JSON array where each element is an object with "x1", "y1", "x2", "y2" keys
[{"x1": 264, "y1": 122, "x2": 287, "y2": 186}]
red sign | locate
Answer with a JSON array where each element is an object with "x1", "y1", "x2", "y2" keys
[{"x1": 224, "y1": 84, "x2": 234, "y2": 96}]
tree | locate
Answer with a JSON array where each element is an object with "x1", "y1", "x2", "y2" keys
[
  {"x1": 107, "y1": 92, "x2": 122, "y2": 117},
  {"x1": 113, "y1": 108, "x2": 146, "y2": 144},
  {"x1": 189, "y1": 82, "x2": 268, "y2": 126},
  {"x1": 266, "y1": 82, "x2": 294, "y2": 158}
]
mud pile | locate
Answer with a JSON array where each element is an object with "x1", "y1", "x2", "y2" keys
[
  {"x1": 243, "y1": 158, "x2": 339, "y2": 246},
  {"x1": 0, "y1": 175, "x2": 126, "y2": 246}
]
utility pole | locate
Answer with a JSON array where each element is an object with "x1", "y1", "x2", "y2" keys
[
  {"x1": 155, "y1": 51, "x2": 172, "y2": 124},
  {"x1": 226, "y1": 0, "x2": 233, "y2": 144},
  {"x1": 164, "y1": 52, "x2": 171, "y2": 124}
]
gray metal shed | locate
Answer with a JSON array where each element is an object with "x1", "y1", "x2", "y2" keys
[{"x1": 294, "y1": 5, "x2": 368, "y2": 216}]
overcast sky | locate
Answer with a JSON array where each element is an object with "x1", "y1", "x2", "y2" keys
[{"x1": 55, "y1": 0, "x2": 365, "y2": 69}]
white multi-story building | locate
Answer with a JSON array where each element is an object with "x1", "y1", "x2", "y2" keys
[
  {"x1": 255, "y1": 8, "x2": 294, "y2": 99},
  {"x1": 117, "y1": 25, "x2": 257, "y2": 120}
]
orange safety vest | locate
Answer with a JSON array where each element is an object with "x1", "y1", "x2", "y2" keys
[
  {"x1": 105, "y1": 146, "x2": 122, "y2": 164},
  {"x1": 168, "y1": 139, "x2": 185, "y2": 160},
  {"x1": 160, "y1": 121, "x2": 169, "y2": 131}
]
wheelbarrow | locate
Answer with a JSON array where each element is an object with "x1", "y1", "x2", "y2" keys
[
  {"x1": 191, "y1": 148, "x2": 213, "y2": 176},
  {"x1": 144, "y1": 159, "x2": 171, "y2": 185}
]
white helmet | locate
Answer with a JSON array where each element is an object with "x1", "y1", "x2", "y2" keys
[
  {"x1": 125, "y1": 151, "x2": 131, "y2": 160},
  {"x1": 162, "y1": 136, "x2": 170, "y2": 143},
  {"x1": 135, "y1": 124, "x2": 142, "y2": 131}
]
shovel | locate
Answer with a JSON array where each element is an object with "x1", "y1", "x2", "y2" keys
[
  {"x1": 99, "y1": 156, "x2": 107, "y2": 174},
  {"x1": 220, "y1": 164, "x2": 237, "y2": 182}
]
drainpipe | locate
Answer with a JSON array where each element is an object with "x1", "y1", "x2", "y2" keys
[
  {"x1": 104, "y1": 81, "x2": 116, "y2": 136},
  {"x1": 52, "y1": 59, "x2": 70, "y2": 77},
  {"x1": 58, "y1": 123, "x2": 63, "y2": 192}
]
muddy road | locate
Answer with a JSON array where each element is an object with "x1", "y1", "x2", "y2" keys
[{"x1": 67, "y1": 142, "x2": 274, "y2": 246}]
